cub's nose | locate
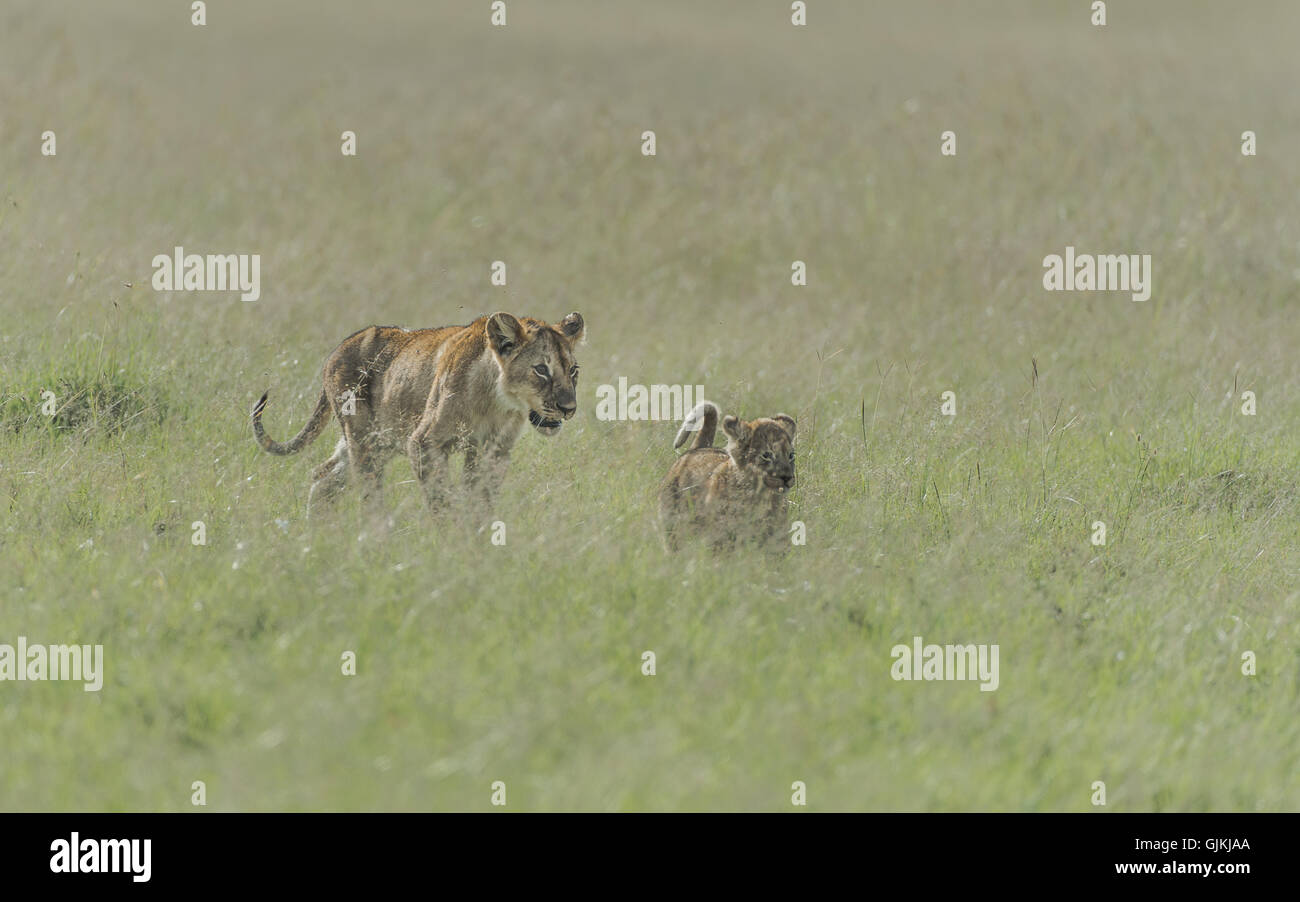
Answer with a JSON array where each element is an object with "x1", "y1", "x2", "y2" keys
[{"x1": 557, "y1": 399, "x2": 577, "y2": 419}]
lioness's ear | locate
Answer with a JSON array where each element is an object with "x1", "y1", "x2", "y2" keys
[
  {"x1": 722, "y1": 415, "x2": 750, "y2": 444},
  {"x1": 487, "y1": 312, "x2": 524, "y2": 356},
  {"x1": 772, "y1": 414, "x2": 796, "y2": 441},
  {"x1": 559, "y1": 311, "x2": 585, "y2": 344}
]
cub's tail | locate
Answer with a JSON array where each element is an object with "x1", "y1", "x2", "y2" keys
[
  {"x1": 673, "y1": 401, "x2": 719, "y2": 451},
  {"x1": 252, "y1": 388, "x2": 331, "y2": 456}
]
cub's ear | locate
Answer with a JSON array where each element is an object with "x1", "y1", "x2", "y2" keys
[
  {"x1": 487, "y1": 312, "x2": 525, "y2": 356},
  {"x1": 772, "y1": 414, "x2": 796, "y2": 441},
  {"x1": 559, "y1": 311, "x2": 585, "y2": 344},
  {"x1": 722, "y1": 414, "x2": 751, "y2": 444}
]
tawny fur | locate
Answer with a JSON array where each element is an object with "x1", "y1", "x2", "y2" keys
[
  {"x1": 252, "y1": 311, "x2": 584, "y2": 517},
  {"x1": 658, "y1": 401, "x2": 796, "y2": 552}
]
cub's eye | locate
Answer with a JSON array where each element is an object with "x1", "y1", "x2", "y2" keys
[
  {"x1": 789, "y1": 452, "x2": 796, "y2": 461},
  {"x1": 533, "y1": 364, "x2": 551, "y2": 379},
  {"x1": 569, "y1": 365, "x2": 580, "y2": 379},
  {"x1": 760, "y1": 451, "x2": 775, "y2": 462}
]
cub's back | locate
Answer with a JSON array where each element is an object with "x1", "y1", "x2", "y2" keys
[{"x1": 660, "y1": 447, "x2": 729, "y2": 498}]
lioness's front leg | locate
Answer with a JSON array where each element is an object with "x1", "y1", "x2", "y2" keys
[
  {"x1": 480, "y1": 445, "x2": 512, "y2": 509},
  {"x1": 407, "y1": 426, "x2": 451, "y2": 511},
  {"x1": 464, "y1": 442, "x2": 511, "y2": 511}
]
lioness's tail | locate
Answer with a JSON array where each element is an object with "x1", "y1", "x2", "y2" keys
[
  {"x1": 673, "y1": 401, "x2": 719, "y2": 451},
  {"x1": 252, "y1": 389, "x2": 331, "y2": 456}
]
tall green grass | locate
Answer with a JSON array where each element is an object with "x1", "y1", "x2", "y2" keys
[{"x1": 0, "y1": 0, "x2": 1296, "y2": 811}]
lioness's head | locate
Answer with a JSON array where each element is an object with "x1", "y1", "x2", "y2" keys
[
  {"x1": 486, "y1": 311, "x2": 585, "y2": 436},
  {"x1": 722, "y1": 413, "x2": 796, "y2": 492}
]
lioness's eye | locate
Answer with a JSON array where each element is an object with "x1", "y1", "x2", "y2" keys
[
  {"x1": 533, "y1": 364, "x2": 551, "y2": 379},
  {"x1": 789, "y1": 452, "x2": 795, "y2": 461},
  {"x1": 760, "y1": 451, "x2": 774, "y2": 462},
  {"x1": 569, "y1": 365, "x2": 579, "y2": 379}
]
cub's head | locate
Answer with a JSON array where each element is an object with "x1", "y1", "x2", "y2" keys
[
  {"x1": 486, "y1": 311, "x2": 585, "y2": 436},
  {"x1": 722, "y1": 413, "x2": 796, "y2": 492}
]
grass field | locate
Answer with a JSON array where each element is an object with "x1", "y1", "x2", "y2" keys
[{"x1": 1, "y1": 0, "x2": 1298, "y2": 811}]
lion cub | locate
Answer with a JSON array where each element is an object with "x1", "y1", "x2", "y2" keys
[{"x1": 658, "y1": 401, "x2": 796, "y2": 552}]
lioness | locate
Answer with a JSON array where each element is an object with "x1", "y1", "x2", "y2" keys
[
  {"x1": 252, "y1": 311, "x2": 584, "y2": 516},
  {"x1": 658, "y1": 401, "x2": 796, "y2": 552}
]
